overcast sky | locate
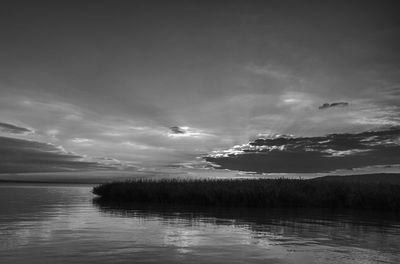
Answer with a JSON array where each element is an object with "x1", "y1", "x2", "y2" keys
[{"x1": 1, "y1": 0, "x2": 399, "y2": 173}]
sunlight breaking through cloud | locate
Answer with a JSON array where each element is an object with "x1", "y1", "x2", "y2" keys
[{"x1": 206, "y1": 128, "x2": 400, "y2": 173}]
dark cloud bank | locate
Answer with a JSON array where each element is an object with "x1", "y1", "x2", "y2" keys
[
  {"x1": 205, "y1": 128, "x2": 400, "y2": 173},
  {"x1": 0, "y1": 136, "x2": 108, "y2": 173},
  {"x1": 0, "y1": 122, "x2": 32, "y2": 134}
]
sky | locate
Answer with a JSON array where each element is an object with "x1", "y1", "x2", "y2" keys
[{"x1": 0, "y1": 0, "x2": 400, "y2": 175}]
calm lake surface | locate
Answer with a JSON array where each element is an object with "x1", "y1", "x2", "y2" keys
[{"x1": 1, "y1": 183, "x2": 400, "y2": 263}]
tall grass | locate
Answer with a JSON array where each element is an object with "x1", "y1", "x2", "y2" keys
[{"x1": 92, "y1": 178, "x2": 400, "y2": 210}]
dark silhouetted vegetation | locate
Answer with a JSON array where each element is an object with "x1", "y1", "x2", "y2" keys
[
  {"x1": 310, "y1": 173, "x2": 400, "y2": 185},
  {"x1": 93, "y1": 177, "x2": 400, "y2": 210}
]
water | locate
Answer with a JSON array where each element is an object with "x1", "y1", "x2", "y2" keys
[{"x1": 0, "y1": 183, "x2": 399, "y2": 263}]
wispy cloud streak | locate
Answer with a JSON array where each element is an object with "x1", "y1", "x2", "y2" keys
[
  {"x1": 0, "y1": 136, "x2": 111, "y2": 173},
  {"x1": 0, "y1": 122, "x2": 32, "y2": 134}
]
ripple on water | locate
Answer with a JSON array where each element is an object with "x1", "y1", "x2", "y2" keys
[{"x1": 0, "y1": 184, "x2": 400, "y2": 264}]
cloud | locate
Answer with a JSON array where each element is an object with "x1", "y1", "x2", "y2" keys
[
  {"x1": 205, "y1": 128, "x2": 400, "y2": 173},
  {"x1": 167, "y1": 126, "x2": 213, "y2": 139},
  {"x1": 0, "y1": 136, "x2": 111, "y2": 173},
  {"x1": 318, "y1": 102, "x2": 349, "y2": 110},
  {"x1": 0, "y1": 122, "x2": 32, "y2": 134},
  {"x1": 170, "y1": 126, "x2": 186, "y2": 134},
  {"x1": 71, "y1": 138, "x2": 93, "y2": 144},
  {"x1": 244, "y1": 64, "x2": 294, "y2": 81}
]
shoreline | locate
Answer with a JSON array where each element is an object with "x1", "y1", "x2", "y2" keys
[
  {"x1": 0, "y1": 172, "x2": 399, "y2": 185},
  {"x1": 92, "y1": 174, "x2": 400, "y2": 211}
]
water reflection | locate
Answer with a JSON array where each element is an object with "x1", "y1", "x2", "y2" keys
[
  {"x1": 94, "y1": 199, "x2": 400, "y2": 263},
  {"x1": 1, "y1": 184, "x2": 400, "y2": 264}
]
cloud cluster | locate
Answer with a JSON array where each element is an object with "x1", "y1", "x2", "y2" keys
[
  {"x1": 0, "y1": 136, "x2": 110, "y2": 173},
  {"x1": 205, "y1": 128, "x2": 400, "y2": 173},
  {"x1": 169, "y1": 126, "x2": 186, "y2": 134},
  {"x1": 318, "y1": 102, "x2": 349, "y2": 110},
  {"x1": 0, "y1": 122, "x2": 32, "y2": 134}
]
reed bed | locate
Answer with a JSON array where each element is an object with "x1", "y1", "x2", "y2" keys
[{"x1": 93, "y1": 178, "x2": 400, "y2": 210}]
